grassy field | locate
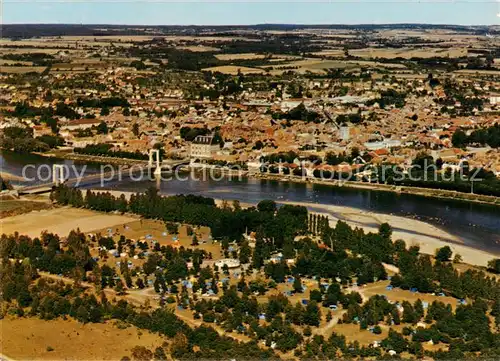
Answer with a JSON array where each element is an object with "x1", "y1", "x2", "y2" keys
[
  {"x1": 267, "y1": 58, "x2": 357, "y2": 74},
  {"x1": 0, "y1": 206, "x2": 137, "y2": 237},
  {"x1": 345, "y1": 60, "x2": 407, "y2": 69},
  {"x1": 202, "y1": 65, "x2": 266, "y2": 75},
  {"x1": 311, "y1": 50, "x2": 344, "y2": 57},
  {"x1": 177, "y1": 45, "x2": 220, "y2": 52},
  {"x1": 0, "y1": 66, "x2": 47, "y2": 74},
  {"x1": 0, "y1": 59, "x2": 33, "y2": 66},
  {"x1": 350, "y1": 47, "x2": 467, "y2": 59},
  {"x1": 0, "y1": 316, "x2": 165, "y2": 361},
  {"x1": 357, "y1": 280, "x2": 460, "y2": 309},
  {"x1": 89, "y1": 218, "x2": 222, "y2": 270},
  {"x1": 215, "y1": 53, "x2": 267, "y2": 61}
]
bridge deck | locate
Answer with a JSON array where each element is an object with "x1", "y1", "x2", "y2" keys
[{"x1": 17, "y1": 159, "x2": 190, "y2": 195}]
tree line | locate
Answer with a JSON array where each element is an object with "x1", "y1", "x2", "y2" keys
[
  {"x1": 74, "y1": 143, "x2": 149, "y2": 160},
  {"x1": 51, "y1": 186, "x2": 309, "y2": 244}
]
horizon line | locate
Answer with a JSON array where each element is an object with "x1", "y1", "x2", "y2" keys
[{"x1": 2, "y1": 22, "x2": 498, "y2": 27}]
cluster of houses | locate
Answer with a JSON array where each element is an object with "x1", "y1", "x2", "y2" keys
[{"x1": 1, "y1": 60, "x2": 500, "y2": 178}]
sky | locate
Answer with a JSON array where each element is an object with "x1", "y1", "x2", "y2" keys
[{"x1": 3, "y1": 0, "x2": 500, "y2": 26}]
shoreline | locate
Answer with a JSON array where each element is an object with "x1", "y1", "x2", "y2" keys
[
  {"x1": 0, "y1": 171, "x2": 25, "y2": 182},
  {"x1": 89, "y1": 188, "x2": 499, "y2": 268},
  {"x1": 252, "y1": 172, "x2": 500, "y2": 207},
  {"x1": 281, "y1": 200, "x2": 499, "y2": 268}
]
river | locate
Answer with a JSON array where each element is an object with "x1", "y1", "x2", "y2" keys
[{"x1": 2, "y1": 150, "x2": 499, "y2": 253}]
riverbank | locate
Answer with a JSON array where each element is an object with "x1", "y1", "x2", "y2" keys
[
  {"x1": 89, "y1": 189, "x2": 499, "y2": 267},
  {"x1": 281, "y1": 200, "x2": 498, "y2": 268},
  {"x1": 0, "y1": 171, "x2": 25, "y2": 182},
  {"x1": 253, "y1": 173, "x2": 500, "y2": 207}
]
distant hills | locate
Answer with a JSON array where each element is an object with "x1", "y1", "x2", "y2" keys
[{"x1": 1, "y1": 23, "x2": 499, "y2": 39}]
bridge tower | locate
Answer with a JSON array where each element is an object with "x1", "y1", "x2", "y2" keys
[
  {"x1": 52, "y1": 164, "x2": 66, "y2": 185},
  {"x1": 148, "y1": 149, "x2": 161, "y2": 176},
  {"x1": 278, "y1": 162, "x2": 284, "y2": 175}
]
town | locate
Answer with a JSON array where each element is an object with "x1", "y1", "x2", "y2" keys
[
  {"x1": 1, "y1": 24, "x2": 500, "y2": 199},
  {"x1": 1, "y1": 22, "x2": 500, "y2": 361}
]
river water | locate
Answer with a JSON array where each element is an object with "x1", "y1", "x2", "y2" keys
[{"x1": 2, "y1": 150, "x2": 499, "y2": 253}]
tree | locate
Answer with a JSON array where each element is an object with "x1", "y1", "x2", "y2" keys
[
  {"x1": 414, "y1": 299, "x2": 424, "y2": 321},
  {"x1": 304, "y1": 301, "x2": 321, "y2": 326},
  {"x1": 282, "y1": 239, "x2": 295, "y2": 259},
  {"x1": 130, "y1": 60, "x2": 147, "y2": 70},
  {"x1": 324, "y1": 283, "x2": 341, "y2": 307},
  {"x1": 452, "y1": 129, "x2": 468, "y2": 148},
  {"x1": 238, "y1": 241, "x2": 252, "y2": 264},
  {"x1": 293, "y1": 276, "x2": 303, "y2": 293},
  {"x1": 257, "y1": 200, "x2": 277, "y2": 213},
  {"x1": 310, "y1": 289, "x2": 322, "y2": 303},
  {"x1": 191, "y1": 234, "x2": 199, "y2": 246},
  {"x1": 100, "y1": 107, "x2": 110, "y2": 116},
  {"x1": 96, "y1": 121, "x2": 108, "y2": 134},
  {"x1": 132, "y1": 123, "x2": 140, "y2": 137},
  {"x1": 487, "y1": 259, "x2": 500, "y2": 274},
  {"x1": 381, "y1": 329, "x2": 408, "y2": 354},
  {"x1": 115, "y1": 280, "x2": 126, "y2": 295},
  {"x1": 435, "y1": 246, "x2": 452, "y2": 262},
  {"x1": 170, "y1": 332, "x2": 189, "y2": 357},
  {"x1": 136, "y1": 278, "x2": 145, "y2": 289},
  {"x1": 153, "y1": 347, "x2": 166, "y2": 361},
  {"x1": 350, "y1": 147, "x2": 360, "y2": 160},
  {"x1": 165, "y1": 222, "x2": 178, "y2": 235},
  {"x1": 402, "y1": 301, "x2": 417, "y2": 324},
  {"x1": 378, "y1": 223, "x2": 393, "y2": 241},
  {"x1": 131, "y1": 346, "x2": 153, "y2": 361}
]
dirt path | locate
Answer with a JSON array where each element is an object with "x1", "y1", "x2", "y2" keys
[{"x1": 314, "y1": 310, "x2": 347, "y2": 337}]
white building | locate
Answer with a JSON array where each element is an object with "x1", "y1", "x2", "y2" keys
[
  {"x1": 490, "y1": 96, "x2": 500, "y2": 105},
  {"x1": 215, "y1": 259, "x2": 241, "y2": 269},
  {"x1": 364, "y1": 139, "x2": 402, "y2": 151},
  {"x1": 60, "y1": 119, "x2": 101, "y2": 131},
  {"x1": 190, "y1": 135, "x2": 220, "y2": 161},
  {"x1": 339, "y1": 125, "x2": 350, "y2": 141}
]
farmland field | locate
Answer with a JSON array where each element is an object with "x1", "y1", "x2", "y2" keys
[{"x1": 202, "y1": 65, "x2": 265, "y2": 74}]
